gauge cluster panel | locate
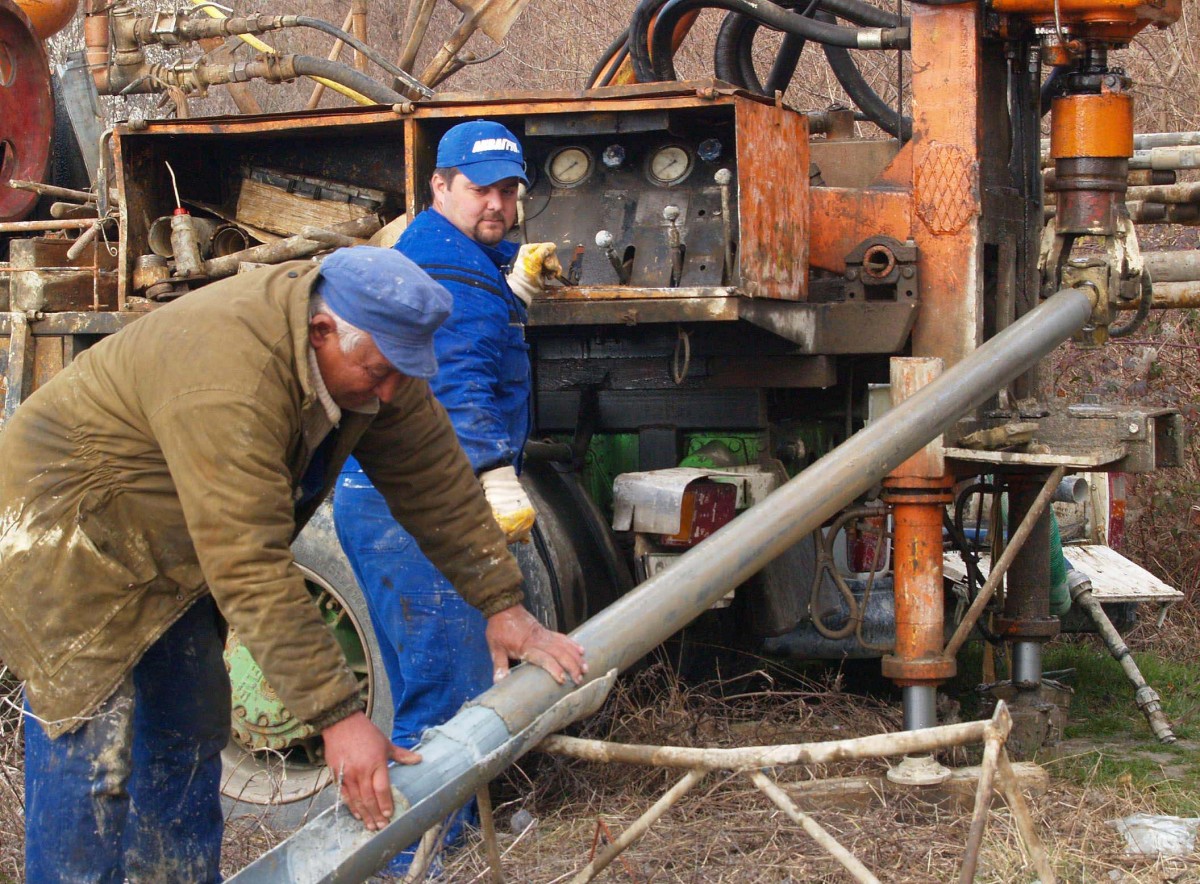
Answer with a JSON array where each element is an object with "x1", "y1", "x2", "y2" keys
[
  {"x1": 406, "y1": 87, "x2": 809, "y2": 300},
  {"x1": 519, "y1": 109, "x2": 737, "y2": 288}
]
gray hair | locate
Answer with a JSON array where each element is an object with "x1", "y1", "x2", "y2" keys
[{"x1": 309, "y1": 293, "x2": 367, "y2": 354}]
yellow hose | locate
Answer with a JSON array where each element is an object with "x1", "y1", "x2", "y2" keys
[{"x1": 188, "y1": 0, "x2": 374, "y2": 106}]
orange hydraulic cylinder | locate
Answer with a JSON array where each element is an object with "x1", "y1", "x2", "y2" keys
[
  {"x1": 881, "y1": 481, "x2": 957, "y2": 687},
  {"x1": 1050, "y1": 93, "x2": 1134, "y2": 160}
]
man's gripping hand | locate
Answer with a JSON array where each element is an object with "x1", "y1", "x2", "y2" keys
[
  {"x1": 486, "y1": 604, "x2": 588, "y2": 686},
  {"x1": 322, "y1": 711, "x2": 421, "y2": 831},
  {"x1": 506, "y1": 242, "x2": 562, "y2": 307},
  {"x1": 480, "y1": 465, "x2": 536, "y2": 543}
]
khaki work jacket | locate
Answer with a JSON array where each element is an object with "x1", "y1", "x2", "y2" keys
[{"x1": 0, "y1": 260, "x2": 523, "y2": 738}]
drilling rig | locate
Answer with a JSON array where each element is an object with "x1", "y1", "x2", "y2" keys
[{"x1": 0, "y1": 0, "x2": 1191, "y2": 874}]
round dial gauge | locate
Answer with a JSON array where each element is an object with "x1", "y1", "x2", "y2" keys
[
  {"x1": 647, "y1": 145, "x2": 693, "y2": 186},
  {"x1": 546, "y1": 146, "x2": 592, "y2": 187}
]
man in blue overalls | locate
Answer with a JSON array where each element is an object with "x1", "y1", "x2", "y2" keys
[{"x1": 333, "y1": 121, "x2": 560, "y2": 873}]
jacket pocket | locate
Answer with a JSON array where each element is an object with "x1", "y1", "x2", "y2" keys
[{"x1": 0, "y1": 491, "x2": 160, "y2": 677}]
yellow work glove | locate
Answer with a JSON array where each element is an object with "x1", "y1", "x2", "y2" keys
[
  {"x1": 506, "y1": 242, "x2": 562, "y2": 307},
  {"x1": 480, "y1": 465, "x2": 536, "y2": 543}
]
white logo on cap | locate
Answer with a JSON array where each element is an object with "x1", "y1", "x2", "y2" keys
[{"x1": 471, "y1": 138, "x2": 520, "y2": 154}]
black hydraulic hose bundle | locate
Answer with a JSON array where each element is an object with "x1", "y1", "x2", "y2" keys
[
  {"x1": 615, "y1": 0, "x2": 913, "y2": 140},
  {"x1": 292, "y1": 16, "x2": 429, "y2": 95},
  {"x1": 644, "y1": 0, "x2": 908, "y2": 83},
  {"x1": 818, "y1": 13, "x2": 911, "y2": 140},
  {"x1": 289, "y1": 56, "x2": 409, "y2": 104}
]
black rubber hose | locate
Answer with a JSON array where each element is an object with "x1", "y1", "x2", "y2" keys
[
  {"x1": 1041, "y1": 64, "x2": 1070, "y2": 117},
  {"x1": 293, "y1": 16, "x2": 428, "y2": 96},
  {"x1": 628, "y1": 0, "x2": 671, "y2": 84},
  {"x1": 1109, "y1": 270, "x2": 1153, "y2": 338},
  {"x1": 648, "y1": 0, "x2": 908, "y2": 83},
  {"x1": 817, "y1": 0, "x2": 904, "y2": 28},
  {"x1": 819, "y1": 13, "x2": 911, "y2": 140},
  {"x1": 765, "y1": 32, "x2": 808, "y2": 94},
  {"x1": 588, "y1": 26, "x2": 632, "y2": 88},
  {"x1": 290, "y1": 56, "x2": 408, "y2": 104},
  {"x1": 714, "y1": 12, "x2": 806, "y2": 95},
  {"x1": 714, "y1": 11, "x2": 756, "y2": 89}
]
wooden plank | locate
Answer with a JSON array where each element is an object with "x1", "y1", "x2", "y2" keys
[
  {"x1": 235, "y1": 177, "x2": 373, "y2": 238},
  {"x1": 944, "y1": 545, "x2": 1182, "y2": 604}
]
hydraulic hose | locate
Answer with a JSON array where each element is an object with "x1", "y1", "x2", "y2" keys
[
  {"x1": 588, "y1": 26, "x2": 631, "y2": 87},
  {"x1": 819, "y1": 12, "x2": 911, "y2": 141},
  {"x1": 647, "y1": 0, "x2": 908, "y2": 83},
  {"x1": 292, "y1": 16, "x2": 431, "y2": 98},
  {"x1": 289, "y1": 56, "x2": 408, "y2": 104}
]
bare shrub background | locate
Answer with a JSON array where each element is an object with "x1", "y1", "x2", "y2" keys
[{"x1": 5, "y1": 0, "x2": 1200, "y2": 880}]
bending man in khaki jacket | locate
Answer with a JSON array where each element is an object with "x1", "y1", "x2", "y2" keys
[{"x1": 0, "y1": 245, "x2": 586, "y2": 882}]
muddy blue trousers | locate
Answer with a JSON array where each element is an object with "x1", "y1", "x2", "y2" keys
[
  {"x1": 23, "y1": 595, "x2": 229, "y2": 883},
  {"x1": 333, "y1": 465, "x2": 492, "y2": 872}
]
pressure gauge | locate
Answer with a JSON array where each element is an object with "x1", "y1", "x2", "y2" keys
[
  {"x1": 546, "y1": 146, "x2": 592, "y2": 187},
  {"x1": 602, "y1": 143, "x2": 626, "y2": 169},
  {"x1": 647, "y1": 145, "x2": 693, "y2": 186}
]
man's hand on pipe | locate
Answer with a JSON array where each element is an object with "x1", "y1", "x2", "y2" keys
[
  {"x1": 322, "y1": 711, "x2": 421, "y2": 831},
  {"x1": 486, "y1": 603, "x2": 587, "y2": 685}
]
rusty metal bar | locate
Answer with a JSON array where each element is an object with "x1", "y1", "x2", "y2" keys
[
  {"x1": 942, "y1": 467, "x2": 1064, "y2": 660},
  {"x1": 230, "y1": 288, "x2": 1092, "y2": 883},
  {"x1": 1143, "y1": 250, "x2": 1200, "y2": 283},
  {"x1": 0, "y1": 218, "x2": 101, "y2": 233},
  {"x1": 1125, "y1": 182, "x2": 1200, "y2": 204},
  {"x1": 6, "y1": 179, "x2": 96, "y2": 203}
]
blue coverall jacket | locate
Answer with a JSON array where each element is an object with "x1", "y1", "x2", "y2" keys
[{"x1": 334, "y1": 208, "x2": 531, "y2": 749}]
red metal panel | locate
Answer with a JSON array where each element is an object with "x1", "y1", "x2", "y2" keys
[{"x1": 0, "y1": 0, "x2": 52, "y2": 222}]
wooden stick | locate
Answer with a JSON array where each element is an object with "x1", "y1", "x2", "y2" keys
[
  {"x1": 998, "y1": 749, "x2": 1056, "y2": 884},
  {"x1": 540, "y1": 714, "x2": 998, "y2": 771},
  {"x1": 476, "y1": 786, "x2": 506, "y2": 884},
  {"x1": 403, "y1": 816, "x2": 448, "y2": 883},
  {"x1": 958, "y1": 727, "x2": 1003, "y2": 884},
  {"x1": 749, "y1": 770, "x2": 881, "y2": 884},
  {"x1": 568, "y1": 769, "x2": 705, "y2": 883}
]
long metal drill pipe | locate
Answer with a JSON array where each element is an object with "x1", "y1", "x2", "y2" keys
[{"x1": 231, "y1": 287, "x2": 1093, "y2": 883}]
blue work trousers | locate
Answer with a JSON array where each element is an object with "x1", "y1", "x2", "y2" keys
[
  {"x1": 333, "y1": 468, "x2": 492, "y2": 873},
  {"x1": 24, "y1": 595, "x2": 230, "y2": 884}
]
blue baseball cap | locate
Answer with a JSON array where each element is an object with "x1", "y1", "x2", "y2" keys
[
  {"x1": 315, "y1": 246, "x2": 452, "y2": 379},
  {"x1": 436, "y1": 120, "x2": 528, "y2": 186}
]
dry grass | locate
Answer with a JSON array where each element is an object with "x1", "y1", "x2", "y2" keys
[{"x1": 432, "y1": 661, "x2": 1200, "y2": 883}]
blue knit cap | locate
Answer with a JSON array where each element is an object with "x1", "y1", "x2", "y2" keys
[{"x1": 315, "y1": 247, "x2": 451, "y2": 379}]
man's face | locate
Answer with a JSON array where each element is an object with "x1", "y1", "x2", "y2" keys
[
  {"x1": 309, "y1": 314, "x2": 405, "y2": 410},
  {"x1": 431, "y1": 171, "x2": 519, "y2": 246}
]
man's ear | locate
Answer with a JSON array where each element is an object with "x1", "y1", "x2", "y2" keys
[
  {"x1": 430, "y1": 173, "x2": 448, "y2": 208},
  {"x1": 309, "y1": 313, "x2": 337, "y2": 349}
]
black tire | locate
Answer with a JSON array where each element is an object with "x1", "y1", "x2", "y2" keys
[{"x1": 219, "y1": 502, "x2": 393, "y2": 832}]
